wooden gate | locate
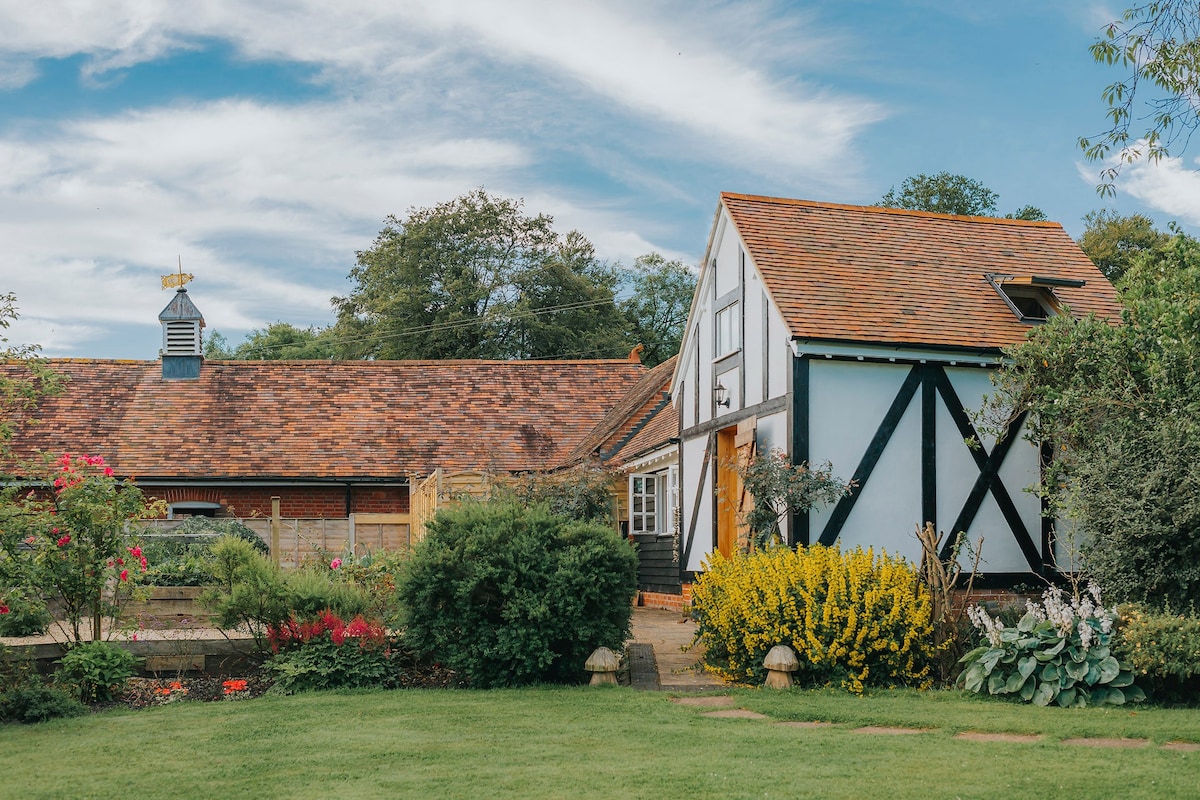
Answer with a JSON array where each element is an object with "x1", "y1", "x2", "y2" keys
[{"x1": 409, "y1": 469, "x2": 491, "y2": 541}]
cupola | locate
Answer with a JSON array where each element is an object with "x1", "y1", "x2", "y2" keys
[{"x1": 158, "y1": 287, "x2": 205, "y2": 379}]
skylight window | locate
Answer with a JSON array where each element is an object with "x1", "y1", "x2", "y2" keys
[{"x1": 987, "y1": 274, "x2": 1085, "y2": 323}]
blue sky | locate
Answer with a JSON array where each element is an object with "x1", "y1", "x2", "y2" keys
[{"x1": 2, "y1": 1, "x2": 1197, "y2": 359}]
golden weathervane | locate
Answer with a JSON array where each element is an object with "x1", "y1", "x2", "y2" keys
[{"x1": 161, "y1": 256, "x2": 195, "y2": 290}]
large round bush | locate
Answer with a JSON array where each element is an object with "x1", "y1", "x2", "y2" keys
[{"x1": 397, "y1": 501, "x2": 638, "y2": 687}]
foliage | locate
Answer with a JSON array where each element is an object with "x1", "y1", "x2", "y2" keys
[
  {"x1": 491, "y1": 461, "x2": 617, "y2": 525},
  {"x1": 1115, "y1": 604, "x2": 1200, "y2": 701},
  {"x1": 0, "y1": 453, "x2": 166, "y2": 642},
  {"x1": 736, "y1": 449, "x2": 852, "y2": 549},
  {"x1": 1078, "y1": 209, "x2": 1172, "y2": 281},
  {"x1": 0, "y1": 293, "x2": 62, "y2": 457},
  {"x1": 314, "y1": 547, "x2": 408, "y2": 621},
  {"x1": 198, "y1": 536, "x2": 292, "y2": 652},
  {"x1": 56, "y1": 640, "x2": 139, "y2": 704},
  {"x1": 877, "y1": 172, "x2": 1044, "y2": 219},
  {"x1": 958, "y1": 585, "x2": 1144, "y2": 707},
  {"x1": 282, "y1": 568, "x2": 371, "y2": 621},
  {"x1": 169, "y1": 516, "x2": 270, "y2": 553},
  {"x1": 691, "y1": 545, "x2": 935, "y2": 693},
  {"x1": 1081, "y1": 1, "x2": 1200, "y2": 194},
  {"x1": 332, "y1": 189, "x2": 630, "y2": 360},
  {"x1": 0, "y1": 649, "x2": 86, "y2": 724},
  {"x1": 1004, "y1": 204, "x2": 1049, "y2": 221},
  {"x1": 204, "y1": 321, "x2": 340, "y2": 360},
  {"x1": 264, "y1": 610, "x2": 396, "y2": 694},
  {"x1": 0, "y1": 593, "x2": 52, "y2": 637},
  {"x1": 397, "y1": 501, "x2": 637, "y2": 687},
  {"x1": 981, "y1": 231, "x2": 1200, "y2": 609},
  {"x1": 617, "y1": 253, "x2": 696, "y2": 367},
  {"x1": 141, "y1": 519, "x2": 267, "y2": 586}
]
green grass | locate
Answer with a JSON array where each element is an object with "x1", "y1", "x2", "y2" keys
[{"x1": 1, "y1": 687, "x2": 1199, "y2": 799}]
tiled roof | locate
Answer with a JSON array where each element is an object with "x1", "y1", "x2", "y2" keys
[
  {"x1": 562, "y1": 356, "x2": 677, "y2": 467},
  {"x1": 608, "y1": 398, "x2": 678, "y2": 466},
  {"x1": 720, "y1": 193, "x2": 1123, "y2": 350},
  {"x1": 2, "y1": 358, "x2": 646, "y2": 480}
]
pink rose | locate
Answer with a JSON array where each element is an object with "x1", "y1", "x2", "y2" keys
[
  {"x1": 119, "y1": 569, "x2": 129, "y2": 582},
  {"x1": 330, "y1": 558, "x2": 342, "y2": 570},
  {"x1": 56, "y1": 535, "x2": 71, "y2": 547}
]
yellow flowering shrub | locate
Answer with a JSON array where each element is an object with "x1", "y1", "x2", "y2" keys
[{"x1": 691, "y1": 544, "x2": 934, "y2": 693}]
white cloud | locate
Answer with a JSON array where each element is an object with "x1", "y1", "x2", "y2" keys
[{"x1": 1095, "y1": 153, "x2": 1200, "y2": 232}]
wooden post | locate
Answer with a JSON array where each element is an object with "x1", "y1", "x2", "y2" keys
[{"x1": 270, "y1": 497, "x2": 281, "y2": 568}]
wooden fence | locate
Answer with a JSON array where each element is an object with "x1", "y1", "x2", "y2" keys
[
  {"x1": 409, "y1": 469, "x2": 492, "y2": 540},
  {"x1": 144, "y1": 513, "x2": 411, "y2": 569}
]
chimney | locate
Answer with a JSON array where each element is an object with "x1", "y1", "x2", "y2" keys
[{"x1": 158, "y1": 287, "x2": 205, "y2": 379}]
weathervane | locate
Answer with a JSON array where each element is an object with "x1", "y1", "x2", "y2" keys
[{"x1": 161, "y1": 256, "x2": 195, "y2": 290}]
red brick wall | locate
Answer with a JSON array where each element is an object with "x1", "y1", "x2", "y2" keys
[
  {"x1": 638, "y1": 584, "x2": 692, "y2": 612},
  {"x1": 148, "y1": 485, "x2": 409, "y2": 518}
]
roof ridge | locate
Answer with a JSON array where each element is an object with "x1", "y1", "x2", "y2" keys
[{"x1": 719, "y1": 191, "x2": 1063, "y2": 228}]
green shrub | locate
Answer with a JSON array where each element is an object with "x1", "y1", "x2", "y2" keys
[
  {"x1": 56, "y1": 640, "x2": 139, "y2": 703},
  {"x1": 691, "y1": 545, "x2": 935, "y2": 693},
  {"x1": 1114, "y1": 604, "x2": 1200, "y2": 702},
  {"x1": 284, "y1": 569, "x2": 371, "y2": 621},
  {"x1": 959, "y1": 586, "x2": 1144, "y2": 708},
  {"x1": 0, "y1": 679, "x2": 86, "y2": 723},
  {"x1": 140, "y1": 538, "x2": 216, "y2": 586},
  {"x1": 0, "y1": 594, "x2": 52, "y2": 637},
  {"x1": 398, "y1": 501, "x2": 638, "y2": 687},
  {"x1": 199, "y1": 536, "x2": 291, "y2": 652},
  {"x1": 490, "y1": 462, "x2": 617, "y2": 525},
  {"x1": 170, "y1": 517, "x2": 268, "y2": 553},
  {"x1": 264, "y1": 612, "x2": 397, "y2": 694}
]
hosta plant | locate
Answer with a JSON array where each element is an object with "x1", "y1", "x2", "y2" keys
[{"x1": 958, "y1": 584, "x2": 1144, "y2": 707}]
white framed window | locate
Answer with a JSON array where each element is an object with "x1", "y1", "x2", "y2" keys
[
  {"x1": 715, "y1": 302, "x2": 739, "y2": 357},
  {"x1": 630, "y1": 474, "x2": 658, "y2": 533}
]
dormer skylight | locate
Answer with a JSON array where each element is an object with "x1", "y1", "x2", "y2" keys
[{"x1": 987, "y1": 274, "x2": 1086, "y2": 323}]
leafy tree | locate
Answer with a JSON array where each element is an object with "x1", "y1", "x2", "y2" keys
[
  {"x1": 877, "y1": 173, "x2": 1044, "y2": 220},
  {"x1": 617, "y1": 253, "x2": 696, "y2": 367},
  {"x1": 1078, "y1": 209, "x2": 1172, "y2": 282},
  {"x1": 0, "y1": 294, "x2": 61, "y2": 457},
  {"x1": 205, "y1": 322, "x2": 339, "y2": 360},
  {"x1": 332, "y1": 189, "x2": 630, "y2": 361},
  {"x1": 1081, "y1": 1, "x2": 1200, "y2": 195},
  {"x1": 981, "y1": 230, "x2": 1200, "y2": 609}
]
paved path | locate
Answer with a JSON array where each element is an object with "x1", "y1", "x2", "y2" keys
[{"x1": 627, "y1": 607, "x2": 724, "y2": 691}]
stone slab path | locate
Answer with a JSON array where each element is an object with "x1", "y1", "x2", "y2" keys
[{"x1": 626, "y1": 607, "x2": 724, "y2": 691}]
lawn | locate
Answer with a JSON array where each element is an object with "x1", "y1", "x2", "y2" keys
[{"x1": 2, "y1": 686, "x2": 1198, "y2": 799}]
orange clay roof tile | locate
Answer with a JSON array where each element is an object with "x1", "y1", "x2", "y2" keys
[
  {"x1": 720, "y1": 193, "x2": 1123, "y2": 350},
  {"x1": 562, "y1": 356, "x2": 677, "y2": 467},
  {"x1": 3, "y1": 358, "x2": 646, "y2": 480}
]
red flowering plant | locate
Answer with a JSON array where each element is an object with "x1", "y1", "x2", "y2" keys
[
  {"x1": 0, "y1": 452, "x2": 166, "y2": 643},
  {"x1": 263, "y1": 609, "x2": 396, "y2": 693}
]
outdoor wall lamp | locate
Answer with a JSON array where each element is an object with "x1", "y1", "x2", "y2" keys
[{"x1": 714, "y1": 381, "x2": 730, "y2": 408}]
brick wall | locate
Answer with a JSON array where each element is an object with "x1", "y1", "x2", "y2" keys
[
  {"x1": 638, "y1": 584, "x2": 692, "y2": 612},
  {"x1": 150, "y1": 485, "x2": 410, "y2": 518}
]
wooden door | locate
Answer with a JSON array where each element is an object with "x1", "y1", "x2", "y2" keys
[{"x1": 715, "y1": 426, "x2": 739, "y2": 558}]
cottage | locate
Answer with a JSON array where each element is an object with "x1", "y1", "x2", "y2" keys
[
  {"x1": 672, "y1": 193, "x2": 1122, "y2": 585},
  {"x1": 2, "y1": 288, "x2": 650, "y2": 563}
]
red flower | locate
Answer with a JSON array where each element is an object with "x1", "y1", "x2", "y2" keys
[
  {"x1": 0, "y1": 605, "x2": 9, "y2": 615},
  {"x1": 119, "y1": 569, "x2": 129, "y2": 582},
  {"x1": 128, "y1": 546, "x2": 142, "y2": 559},
  {"x1": 104, "y1": 467, "x2": 114, "y2": 477},
  {"x1": 56, "y1": 535, "x2": 71, "y2": 547},
  {"x1": 115, "y1": 557, "x2": 124, "y2": 566}
]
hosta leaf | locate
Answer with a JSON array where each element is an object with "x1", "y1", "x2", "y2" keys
[
  {"x1": 1040, "y1": 663, "x2": 1059, "y2": 682},
  {"x1": 1056, "y1": 687, "x2": 1077, "y2": 707},
  {"x1": 1090, "y1": 686, "x2": 1108, "y2": 705},
  {"x1": 1098, "y1": 656, "x2": 1120, "y2": 684},
  {"x1": 1068, "y1": 646, "x2": 1087, "y2": 663},
  {"x1": 1017, "y1": 611, "x2": 1037, "y2": 632},
  {"x1": 1000, "y1": 628, "x2": 1020, "y2": 643},
  {"x1": 981, "y1": 649, "x2": 1003, "y2": 672},
  {"x1": 1020, "y1": 679, "x2": 1036, "y2": 702},
  {"x1": 1092, "y1": 646, "x2": 1110, "y2": 660},
  {"x1": 988, "y1": 672, "x2": 1007, "y2": 695},
  {"x1": 1086, "y1": 662, "x2": 1100, "y2": 685},
  {"x1": 1109, "y1": 670, "x2": 1134, "y2": 688},
  {"x1": 1106, "y1": 687, "x2": 1126, "y2": 706},
  {"x1": 1043, "y1": 637, "x2": 1066, "y2": 657},
  {"x1": 1032, "y1": 682, "x2": 1055, "y2": 706},
  {"x1": 1018, "y1": 656, "x2": 1037, "y2": 679},
  {"x1": 963, "y1": 664, "x2": 985, "y2": 693},
  {"x1": 958, "y1": 645, "x2": 990, "y2": 664},
  {"x1": 1124, "y1": 685, "x2": 1147, "y2": 703},
  {"x1": 1005, "y1": 671, "x2": 1027, "y2": 694},
  {"x1": 1065, "y1": 659, "x2": 1089, "y2": 681}
]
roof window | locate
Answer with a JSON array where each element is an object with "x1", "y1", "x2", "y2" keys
[{"x1": 987, "y1": 274, "x2": 1085, "y2": 323}]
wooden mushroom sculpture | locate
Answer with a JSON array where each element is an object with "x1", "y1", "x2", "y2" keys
[
  {"x1": 763, "y1": 645, "x2": 799, "y2": 689},
  {"x1": 585, "y1": 646, "x2": 621, "y2": 686}
]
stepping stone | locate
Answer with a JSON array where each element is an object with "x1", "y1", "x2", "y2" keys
[
  {"x1": 1061, "y1": 737, "x2": 1150, "y2": 749},
  {"x1": 853, "y1": 726, "x2": 930, "y2": 735},
  {"x1": 625, "y1": 643, "x2": 660, "y2": 690},
  {"x1": 672, "y1": 695, "x2": 736, "y2": 707},
  {"x1": 775, "y1": 720, "x2": 835, "y2": 729},
  {"x1": 1163, "y1": 741, "x2": 1200, "y2": 752},
  {"x1": 701, "y1": 709, "x2": 769, "y2": 720},
  {"x1": 955, "y1": 732, "x2": 1042, "y2": 744}
]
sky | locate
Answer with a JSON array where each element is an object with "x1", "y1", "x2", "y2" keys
[{"x1": 1, "y1": 0, "x2": 1198, "y2": 359}]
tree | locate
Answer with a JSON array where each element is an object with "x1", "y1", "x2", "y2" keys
[
  {"x1": 332, "y1": 189, "x2": 630, "y2": 361},
  {"x1": 0, "y1": 293, "x2": 60, "y2": 458},
  {"x1": 1077, "y1": 209, "x2": 1172, "y2": 282},
  {"x1": 877, "y1": 172, "x2": 1044, "y2": 220},
  {"x1": 981, "y1": 230, "x2": 1200, "y2": 609},
  {"x1": 617, "y1": 253, "x2": 696, "y2": 367},
  {"x1": 205, "y1": 322, "x2": 339, "y2": 360},
  {"x1": 1081, "y1": 2, "x2": 1200, "y2": 195}
]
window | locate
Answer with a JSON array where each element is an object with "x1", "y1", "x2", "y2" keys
[
  {"x1": 629, "y1": 467, "x2": 680, "y2": 536},
  {"x1": 630, "y1": 474, "x2": 658, "y2": 533},
  {"x1": 715, "y1": 302, "x2": 739, "y2": 356},
  {"x1": 168, "y1": 501, "x2": 221, "y2": 519},
  {"x1": 988, "y1": 274, "x2": 1085, "y2": 323}
]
